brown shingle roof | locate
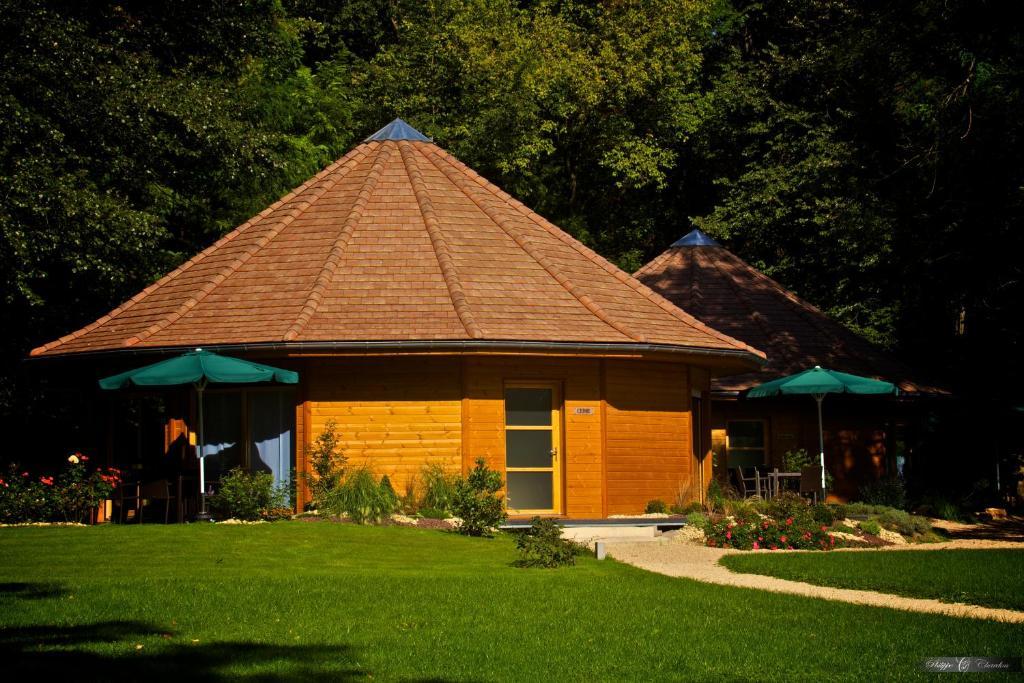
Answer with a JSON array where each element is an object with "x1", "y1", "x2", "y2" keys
[
  {"x1": 635, "y1": 229, "x2": 945, "y2": 395},
  {"x1": 32, "y1": 122, "x2": 763, "y2": 365}
]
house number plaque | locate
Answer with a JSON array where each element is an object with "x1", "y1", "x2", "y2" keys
[{"x1": 574, "y1": 407, "x2": 595, "y2": 415}]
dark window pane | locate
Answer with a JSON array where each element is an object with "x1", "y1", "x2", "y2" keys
[
  {"x1": 506, "y1": 430, "x2": 553, "y2": 468},
  {"x1": 202, "y1": 392, "x2": 242, "y2": 481},
  {"x1": 728, "y1": 421, "x2": 764, "y2": 449},
  {"x1": 505, "y1": 388, "x2": 552, "y2": 426},
  {"x1": 507, "y1": 471, "x2": 553, "y2": 510},
  {"x1": 728, "y1": 450, "x2": 766, "y2": 468}
]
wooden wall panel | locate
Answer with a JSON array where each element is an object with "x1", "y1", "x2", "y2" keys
[
  {"x1": 604, "y1": 359, "x2": 692, "y2": 514},
  {"x1": 306, "y1": 357, "x2": 462, "y2": 497},
  {"x1": 462, "y1": 356, "x2": 602, "y2": 518}
]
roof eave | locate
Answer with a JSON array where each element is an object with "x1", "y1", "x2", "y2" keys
[{"x1": 29, "y1": 339, "x2": 766, "y2": 370}]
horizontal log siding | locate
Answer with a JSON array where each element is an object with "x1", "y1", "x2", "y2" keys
[
  {"x1": 462, "y1": 357, "x2": 602, "y2": 518},
  {"x1": 306, "y1": 357, "x2": 462, "y2": 497},
  {"x1": 604, "y1": 359, "x2": 692, "y2": 514}
]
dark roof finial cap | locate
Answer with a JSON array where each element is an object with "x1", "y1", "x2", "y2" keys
[
  {"x1": 365, "y1": 118, "x2": 431, "y2": 142},
  {"x1": 671, "y1": 228, "x2": 721, "y2": 247}
]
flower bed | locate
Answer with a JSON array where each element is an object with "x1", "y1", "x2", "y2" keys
[
  {"x1": 705, "y1": 514, "x2": 838, "y2": 550},
  {"x1": 0, "y1": 454, "x2": 120, "y2": 524}
]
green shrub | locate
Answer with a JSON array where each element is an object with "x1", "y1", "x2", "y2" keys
[
  {"x1": 379, "y1": 475, "x2": 399, "y2": 512},
  {"x1": 686, "y1": 511, "x2": 707, "y2": 528},
  {"x1": 451, "y1": 458, "x2": 506, "y2": 537},
  {"x1": 513, "y1": 517, "x2": 587, "y2": 568},
  {"x1": 0, "y1": 457, "x2": 121, "y2": 524},
  {"x1": 335, "y1": 467, "x2": 397, "y2": 524},
  {"x1": 304, "y1": 420, "x2": 347, "y2": 511},
  {"x1": 875, "y1": 508, "x2": 932, "y2": 537},
  {"x1": 783, "y1": 448, "x2": 812, "y2": 472},
  {"x1": 859, "y1": 519, "x2": 882, "y2": 536},
  {"x1": 831, "y1": 523, "x2": 857, "y2": 534},
  {"x1": 764, "y1": 492, "x2": 813, "y2": 525},
  {"x1": 811, "y1": 503, "x2": 843, "y2": 526},
  {"x1": 417, "y1": 507, "x2": 448, "y2": 520},
  {"x1": 645, "y1": 499, "x2": 668, "y2": 514},
  {"x1": 420, "y1": 462, "x2": 459, "y2": 513},
  {"x1": 859, "y1": 477, "x2": 907, "y2": 509},
  {"x1": 706, "y1": 479, "x2": 728, "y2": 513},
  {"x1": 212, "y1": 468, "x2": 288, "y2": 521}
]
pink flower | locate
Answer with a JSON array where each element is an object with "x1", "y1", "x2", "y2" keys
[
  {"x1": 726, "y1": 531, "x2": 732, "y2": 539},
  {"x1": 821, "y1": 525, "x2": 828, "y2": 531},
  {"x1": 752, "y1": 541, "x2": 760, "y2": 549},
  {"x1": 80, "y1": 454, "x2": 89, "y2": 462},
  {"x1": 21, "y1": 472, "x2": 29, "y2": 478},
  {"x1": 770, "y1": 544, "x2": 778, "y2": 550},
  {"x1": 786, "y1": 517, "x2": 793, "y2": 526},
  {"x1": 780, "y1": 535, "x2": 787, "y2": 543},
  {"x1": 758, "y1": 536, "x2": 763, "y2": 541}
]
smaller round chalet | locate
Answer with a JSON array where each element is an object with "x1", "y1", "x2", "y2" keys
[
  {"x1": 636, "y1": 228, "x2": 946, "y2": 499},
  {"x1": 33, "y1": 122, "x2": 763, "y2": 517}
]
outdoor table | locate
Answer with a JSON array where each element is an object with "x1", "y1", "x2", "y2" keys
[{"x1": 767, "y1": 469, "x2": 801, "y2": 498}]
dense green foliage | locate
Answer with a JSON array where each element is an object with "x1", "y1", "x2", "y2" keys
[
  {"x1": 513, "y1": 517, "x2": 588, "y2": 568},
  {"x1": 451, "y1": 457, "x2": 506, "y2": 536},
  {"x1": 4, "y1": 1, "x2": 1023, "y2": 471},
  {"x1": 304, "y1": 419, "x2": 347, "y2": 511},
  {"x1": 721, "y1": 549, "x2": 1024, "y2": 611},
  {"x1": 210, "y1": 468, "x2": 290, "y2": 521},
  {"x1": 1, "y1": 525, "x2": 1021, "y2": 679}
]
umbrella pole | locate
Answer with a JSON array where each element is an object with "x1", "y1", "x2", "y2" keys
[
  {"x1": 196, "y1": 380, "x2": 212, "y2": 521},
  {"x1": 814, "y1": 393, "x2": 826, "y2": 495}
]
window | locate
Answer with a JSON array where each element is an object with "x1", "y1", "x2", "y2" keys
[
  {"x1": 202, "y1": 389, "x2": 295, "y2": 489},
  {"x1": 726, "y1": 420, "x2": 766, "y2": 468}
]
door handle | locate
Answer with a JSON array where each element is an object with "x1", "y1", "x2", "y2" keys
[{"x1": 550, "y1": 448, "x2": 558, "y2": 460}]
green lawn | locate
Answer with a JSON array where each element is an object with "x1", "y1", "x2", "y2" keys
[
  {"x1": 0, "y1": 524, "x2": 1020, "y2": 681},
  {"x1": 720, "y1": 549, "x2": 1024, "y2": 611}
]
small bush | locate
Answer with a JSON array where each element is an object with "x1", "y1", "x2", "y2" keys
[
  {"x1": 645, "y1": 499, "x2": 668, "y2": 514},
  {"x1": 420, "y1": 462, "x2": 459, "y2": 514},
  {"x1": 875, "y1": 508, "x2": 932, "y2": 537},
  {"x1": 705, "y1": 479, "x2": 730, "y2": 513},
  {"x1": 304, "y1": 420, "x2": 347, "y2": 511},
  {"x1": 514, "y1": 517, "x2": 586, "y2": 568},
  {"x1": 379, "y1": 475, "x2": 399, "y2": 512},
  {"x1": 783, "y1": 448, "x2": 812, "y2": 472},
  {"x1": 417, "y1": 507, "x2": 448, "y2": 520},
  {"x1": 811, "y1": 503, "x2": 842, "y2": 526},
  {"x1": 764, "y1": 492, "x2": 813, "y2": 525},
  {"x1": 212, "y1": 468, "x2": 288, "y2": 521},
  {"x1": 859, "y1": 477, "x2": 907, "y2": 509},
  {"x1": 451, "y1": 458, "x2": 506, "y2": 537},
  {"x1": 686, "y1": 511, "x2": 707, "y2": 528},
  {"x1": 336, "y1": 467, "x2": 397, "y2": 524},
  {"x1": 859, "y1": 519, "x2": 882, "y2": 536},
  {"x1": 831, "y1": 523, "x2": 858, "y2": 534}
]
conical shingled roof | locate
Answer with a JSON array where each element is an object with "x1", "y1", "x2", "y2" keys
[
  {"x1": 635, "y1": 229, "x2": 944, "y2": 395},
  {"x1": 32, "y1": 122, "x2": 763, "y2": 365}
]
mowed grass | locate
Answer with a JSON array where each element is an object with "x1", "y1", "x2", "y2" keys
[
  {"x1": 721, "y1": 548, "x2": 1024, "y2": 611},
  {"x1": 0, "y1": 524, "x2": 1020, "y2": 681}
]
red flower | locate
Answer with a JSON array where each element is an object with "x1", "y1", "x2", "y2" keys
[
  {"x1": 80, "y1": 454, "x2": 89, "y2": 462},
  {"x1": 726, "y1": 531, "x2": 732, "y2": 539},
  {"x1": 786, "y1": 517, "x2": 793, "y2": 526},
  {"x1": 21, "y1": 472, "x2": 29, "y2": 477},
  {"x1": 780, "y1": 535, "x2": 787, "y2": 543},
  {"x1": 752, "y1": 541, "x2": 760, "y2": 549},
  {"x1": 821, "y1": 525, "x2": 828, "y2": 531},
  {"x1": 40, "y1": 476, "x2": 54, "y2": 486},
  {"x1": 770, "y1": 544, "x2": 778, "y2": 550}
]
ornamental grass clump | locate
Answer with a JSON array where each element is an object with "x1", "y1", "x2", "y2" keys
[
  {"x1": 419, "y1": 462, "x2": 459, "y2": 514},
  {"x1": 336, "y1": 467, "x2": 398, "y2": 524},
  {"x1": 704, "y1": 514, "x2": 837, "y2": 550}
]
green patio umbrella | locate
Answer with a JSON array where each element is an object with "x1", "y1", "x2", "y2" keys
[
  {"x1": 746, "y1": 366, "x2": 897, "y2": 491},
  {"x1": 99, "y1": 349, "x2": 298, "y2": 520}
]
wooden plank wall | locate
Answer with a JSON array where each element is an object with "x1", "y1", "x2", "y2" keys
[
  {"x1": 302, "y1": 354, "x2": 704, "y2": 517},
  {"x1": 305, "y1": 356, "x2": 463, "y2": 499},
  {"x1": 462, "y1": 356, "x2": 603, "y2": 518},
  {"x1": 604, "y1": 359, "x2": 692, "y2": 515}
]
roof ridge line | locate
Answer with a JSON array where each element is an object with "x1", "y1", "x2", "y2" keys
[
  {"x1": 29, "y1": 145, "x2": 370, "y2": 356},
  {"x1": 422, "y1": 147, "x2": 645, "y2": 343},
  {"x1": 703, "y1": 249, "x2": 782, "y2": 355},
  {"x1": 284, "y1": 142, "x2": 392, "y2": 341},
  {"x1": 430, "y1": 150, "x2": 764, "y2": 358},
  {"x1": 398, "y1": 141, "x2": 484, "y2": 339},
  {"x1": 122, "y1": 144, "x2": 374, "y2": 347}
]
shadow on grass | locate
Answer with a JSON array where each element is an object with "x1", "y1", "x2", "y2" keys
[
  {"x1": 0, "y1": 582, "x2": 68, "y2": 600},
  {"x1": 1, "y1": 620, "x2": 366, "y2": 681}
]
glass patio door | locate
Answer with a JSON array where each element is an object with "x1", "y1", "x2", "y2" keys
[{"x1": 504, "y1": 384, "x2": 561, "y2": 514}]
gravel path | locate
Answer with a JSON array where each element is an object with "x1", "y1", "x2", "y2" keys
[{"x1": 607, "y1": 540, "x2": 1024, "y2": 624}]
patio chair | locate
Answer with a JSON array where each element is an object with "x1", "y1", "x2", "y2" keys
[
  {"x1": 799, "y1": 465, "x2": 823, "y2": 504},
  {"x1": 138, "y1": 480, "x2": 175, "y2": 524},
  {"x1": 733, "y1": 467, "x2": 764, "y2": 498},
  {"x1": 115, "y1": 482, "x2": 141, "y2": 523}
]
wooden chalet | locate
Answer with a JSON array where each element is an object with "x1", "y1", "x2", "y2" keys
[{"x1": 32, "y1": 121, "x2": 764, "y2": 518}]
